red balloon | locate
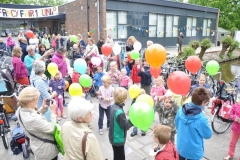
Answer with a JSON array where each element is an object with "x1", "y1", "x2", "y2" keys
[
  {"x1": 101, "y1": 44, "x2": 112, "y2": 56},
  {"x1": 26, "y1": 30, "x2": 34, "y2": 39},
  {"x1": 185, "y1": 56, "x2": 202, "y2": 74},
  {"x1": 127, "y1": 52, "x2": 132, "y2": 61},
  {"x1": 167, "y1": 71, "x2": 191, "y2": 95},
  {"x1": 150, "y1": 67, "x2": 161, "y2": 78}
]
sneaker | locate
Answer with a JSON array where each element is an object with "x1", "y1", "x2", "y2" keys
[
  {"x1": 223, "y1": 155, "x2": 233, "y2": 160},
  {"x1": 99, "y1": 129, "x2": 103, "y2": 135},
  {"x1": 61, "y1": 115, "x2": 67, "y2": 119},
  {"x1": 57, "y1": 117, "x2": 61, "y2": 121},
  {"x1": 63, "y1": 103, "x2": 68, "y2": 107},
  {"x1": 130, "y1": 132, "x2": 137, "y2": 137},
  {"x1": 141, "y1": 132, "x2": 146, "y2": 136}
]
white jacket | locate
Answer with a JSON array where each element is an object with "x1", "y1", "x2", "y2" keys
[
  {"x1": 16, "y1": 107, "x2": 59, "y2": 160},
  {"x1": 84, "y1": 44, "x2": 99, "y2": 57}
]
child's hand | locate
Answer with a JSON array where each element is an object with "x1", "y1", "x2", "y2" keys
[
  {"x1": 125, "y1": 111, "x2": 129, "y2": 116},
  {"x1": 141, "y1": 68, "x2": 145, "y2": 72},
  {"x1": 235, "y1": 117, "x2": 240, "y2": 123}
]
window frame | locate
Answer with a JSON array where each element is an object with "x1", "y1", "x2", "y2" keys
[
  {"x1": 186, "y1": 17, "x2": 197, "y2": 37},
  {"x1": 202, "y1": 18, "x2": 212, "y2": 37}
]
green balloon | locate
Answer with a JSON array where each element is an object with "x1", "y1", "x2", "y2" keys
[
  {"x1": 71, "y1": 35, "x2": 78, "y2": 43},
  {"x1": 206, "y1": 60, "x2": 220, "y2": 76},
  {"x1": 129, "y1": 101, "x2": 154, "y2": 132},
  {"x1": 79, "y1": 74, "x2": 92, "y2": 88},
  {"x1": 130, "y1": 50, "x2": 140, "y2": 60}
]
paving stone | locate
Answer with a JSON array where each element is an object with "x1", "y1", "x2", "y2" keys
[{"x1": 128, "y1": 140, "x2": 144, "y2": 150}]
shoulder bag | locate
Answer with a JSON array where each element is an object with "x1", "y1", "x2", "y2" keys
[{"x1": 82, "y1": 132, "x2": 89, "y2": 160}]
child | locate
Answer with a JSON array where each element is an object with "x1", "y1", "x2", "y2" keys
[
  {"x1": 154, "y1": 95, "x2": 179, "y2": 144},
  {"x1": 49, "y1": 71, "x2": 66, "y2": 121},
  {"x1": 107, "y1": 61, "x2": 121, "y2": 89},
  {"x1": 151, "y1": 76, "x2": 166, "y2": 102},
  {"x1": 138, "y1": 60, "x2": 152, "y2": 95},
  {"x1": 109, "y1": 87, "x2": 133, "y2": 160},
  {"x1": 72, "y1": 69, "x2": 80, "y2": 83},
  {"x1": 153, "y1": 125, "x2": 179, "y2": 160},
  {"x1": 93, "y1": 66, "x2": 105, "y2": 91},
  {"x1": 224, "y1": 101, "x2": 240, "y2": 160},
  {"x1": 122, "y1": 59, "x2": 130, "y2": 76},
  {"x1": 119, "y1": 68, "x2": 132, "y2": 90},
  {"x1": 83, "y1": 67, "x2": 94, "y2": 100},
  {"x1": 131, "y1": 58, "x2": 141, "y2": 86},
  {"x1": 97, "y1": 75, "x2": 114, "y2": 135},
  {"x1": 189, "y1": 74, "x2": 212, "y2": 97},
  {"x1": 130, "y1": 89, "x2": 146, "y2": 137}
]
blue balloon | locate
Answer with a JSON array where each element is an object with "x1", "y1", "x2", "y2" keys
[{"x1": 74, "y1": 58, "x2": 87, "y2": 74}]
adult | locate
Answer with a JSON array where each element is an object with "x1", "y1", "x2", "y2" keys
[
  {"x1": 0, "y1": 38, "x2": 7, "y2": 55},
  {"x1": 42, "y1": 33, "x2": 50, "y2": 49},
  {"x1": 19, "y1": 37, "x2": 28, "y2": 62},
  {"x1": 38, "y1": 44, "x2": 52, "y2": 79},
  {"x1": 56, "y1": 34, "x2": 64, "y2": 50},
  {"x1": 30, "y1": 60, "x2": 57, "y2": 121},
  {"x1": 51, "y1": 34, "x2": 57, "y2": 50},
  {"x1": 105, "y1": 34, "x2": 113, "y2": 45},
  {"x1": 6, "y1": 33, "x2": 15, "y2": 56},
  {"x1": 35, "y1": 33, "x2": 42, "y2": 44},
  {"x1": 84, "y1": 38, "x2": 99, "y2": 57},
  {"x1": 51, "y1": 47, "x2": 68, "y2": 78},
  {"x1": 24, "y1": 45, "x2": 53, "y2": 76},
  {"x1": 142, "y1": 40, "x2": 153, "y2": 62},
  {"x1": 62, "y1": 97, "x2": 104, "y2": 160},
  {"x1": 17, "y1": 87, "x2": 59, "y2": 160},
  {"x1": 77, "y1": 34, "x2": 86, "y2": 51},
  {"x1": 66, "y1": 35, "x2": 74, "y2": 58},
  {"x1": 12, "y1": 46, "x2": 29, "y2": 85},
  {"x1": 126, "y1": 36, "x2": 137, "y2": 70},
  {"x1": 177, "y1": 32, "x2": 184, "y2": 52},
  {"x1": 97, "y1": 37, "x2": 104, "y2": 55},
  {"x1": 29, "y1": 34, "x2": 40, "y2": 54},
  {"x1": 17, "y1": 31, "x2": 25, "y2": 43},
  {"x1": 175, "y1": 87, "x2": 212, "y2": 160}
]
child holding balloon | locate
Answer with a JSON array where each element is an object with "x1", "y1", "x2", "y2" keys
[
  {"x1": 131, "y1": 58, "x2": 142, "y2": 86},
  {"x1": 119, "y1": 68, "x2": 132, "y2": 90},
  {"x1": 49, "y1": 71, "x2": 67, "y2": 121},
  {"x1": 138, "y1": 60, "x2": 152, "y2": 95},
  {"x1": 108, "y1": 61, "x2": 121, "y2": 89},
  {"x1": 150, "y1": 76, "x2": 166, "y2": 102}
]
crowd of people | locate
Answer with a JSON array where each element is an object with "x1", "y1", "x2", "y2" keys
[{"x1": 0, "y1": 30, "x2": 239, "y2": 160}]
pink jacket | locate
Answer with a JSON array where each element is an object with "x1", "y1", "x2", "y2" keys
[
  {"x1": 120, "y1": 75, "x2": 132, "y2": 87},
  {"x1": 150, "y1": 85, "x2": 166, "y2": 99},
  {"x1": 7, "y1": 37, "x2": 15, "y2": 47},
  {"x1": 51, "y1": 52, "x2": 68, "y2": 77},
  {"x1": 230, "y1": 103, "x2": 240, "y2": 134},
  {"x1": 107, "y1": 70, "x2": 121, "y2": 85},
  {"x1": 12, "y1": 57, "x2": 28, "y2": 80}
]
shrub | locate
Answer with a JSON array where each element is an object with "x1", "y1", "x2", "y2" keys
[
  {"x1": 189, "y1": 40, "x2": 200, "y2": 50},
  {"x1": 199, "y1": 38, "x2": 212, "y2": 60}
]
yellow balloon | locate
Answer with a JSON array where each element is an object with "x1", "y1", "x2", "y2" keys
[
  {"x1": 69, "y1": 83, "x2": 82, "y2": 96},
  {"x1": 136, "y1": 94, "x2": 154, "y2": 107},
  {"x1": 47, "y1": 63, "x2": 58, "y2": 76},
  {"x1": 128, "y1": 84, "x2": 140, "y2": 99}
]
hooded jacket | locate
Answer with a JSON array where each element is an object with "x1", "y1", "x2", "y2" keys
[
  {"x1": 131, "y1": 64, "x2": 141, "y2": 83},
  {"x1": 12, "y1": 57, "x2": 28, "y2": 80},
  {"x1": 155, "y1": 141, "x2": 179, "y2": 160},
  {"x1": 51, "y1": 51, "x2": 68, "y2": 77},
  {"x1": 175, "y1": 102, "x2": 212, "y2": 159},
  {"x1": 138, "y1": 66, "x2": 152, "y2": 86}
]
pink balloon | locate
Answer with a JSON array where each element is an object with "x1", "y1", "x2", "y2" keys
[{"x1": 91, "y1": 57, "x2": 102, "y2": 66}]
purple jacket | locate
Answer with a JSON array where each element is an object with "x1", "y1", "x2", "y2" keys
[
  {"x1": 7, "y1": 37, "x2": 15, "y2": 47},
  {"x1": 51, "y1": 52, "x2": 68, "y2": 77},
  {"x1": 12, "y1": 57, "x2": 28, "y2": 80},
  {"x1": 49, "y1": 78, "x2": 66, "y2": 96}
]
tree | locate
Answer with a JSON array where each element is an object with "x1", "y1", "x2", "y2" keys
[
  {"x1": 227, "y1": 40, "x2": 239, "y2": 58},
  {"x1": 0, "y1": 0, "x2": 66, "y2": 6},
  {"x1": 188, "y1": 0, "x2": 240, "y2": 30},
  {"x1": 178, "y1": 46, "x2": 195, "y2": 60},
  {"x1": 189, "y1": 40, "x2": 200, "y2": 50},
  {"x1": 199, "y1": 38, "x2": 211, "y2": 60},
  {"x1": 219, "y1": 36, "x2": 233, "y2": 58}
]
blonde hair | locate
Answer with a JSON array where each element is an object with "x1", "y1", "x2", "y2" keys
[
  {"x1": 140, "y1": 89, "x2": 146, "y2": 95},
  {"x1": 18, "y1": 87, "x2": 40, "y2": 107},
  {"x1": 101, "y1": 75, "x2": 111, "y2": 84},
  {"x1": 198, "y1": 74, "x2": 206, "y2": 80},
  {"x1": 128, "y1": 36, "x2": 137, "y2": 43},
  {"x1": 153, "y1": 125, "x2": 171, "y2": 144},
  {"x1": 155, "y1": 76, "x2": 164, "y2": 84},
  {"x1": 114, "y1": 87, "x2": 128, "y2": 104},
  {"x1": 53, "y1": 70, "x2": 62, "y2": 79},
  {"x1": 12, "y1": 46, "x2": 22, "y2": 57},
  {"x1": 77, "y1": 33, "x2": 82, "y2": 39}
]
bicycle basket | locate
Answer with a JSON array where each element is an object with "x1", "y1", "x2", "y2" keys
[{"x1": 218, "y1": 100, "x2": 232, "y2": 120}]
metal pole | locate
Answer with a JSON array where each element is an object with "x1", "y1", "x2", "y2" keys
[
  {"x1": 97, "y1": 0, "x2": 100, "y2": 40},
  {"x1": 87, "y1": 0, "x2": 90, "y2": 33}
]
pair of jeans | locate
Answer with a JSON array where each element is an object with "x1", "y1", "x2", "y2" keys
[
  {"x1": 7, "y1": 46, "x2": 14, "y2": 56},
  {"x1": 112, "y1": 145, "x2": 125, "y2": 160},
  {"x1": 132, "y1": 127, "x2": 145, "y2": 134},
  {"x1": 98, "y1": 104, "x2": 111, "y2": 129},
  {"x1": 228, "y1": 130, "x2": 240, "y2": 157}
]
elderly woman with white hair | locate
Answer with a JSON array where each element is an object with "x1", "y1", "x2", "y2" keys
[
  {"x1": 62, "y1": 97, "x2": 104, "y2": 160},
  {"x1": 24, "y1": 45, "x2": 53, "y2": 76},
  {"x1": 16, "y1": 87, "x2": 59, "y2": 160},
  {"x1": 30, "y1": 60, "x2": 57, "y2": 121}
]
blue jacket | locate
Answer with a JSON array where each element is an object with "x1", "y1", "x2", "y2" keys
[
  {"x1": 175, "y1": 102, "x2": 212, "y2": 159},
  {"x1": 93, "y1": 72, "x2": 105, "y2": 87},
  {"x1": 79, "y1": 40, "x2": 86, "y2": 49},
  {"x1": 24, "y1": 53, "x2": 41, "y2": 75},
  {"x1": 20, "y1": 42, "x2": 28, "y2": 62},
  {"x1": 138, "y1": 66, "x2": 152, "y2": 86},
  {"x1": 122, "y1": 65, "x2": 130, "y2": 76},
  {"x1": 49, "y1": 78, "x2": 66, "y2": 96},
  {"x1": 0, "y1": 42, "x2": 6, "y2": 51}
]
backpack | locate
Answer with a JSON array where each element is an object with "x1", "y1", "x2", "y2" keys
[{"x1": 10, "y1": 123, "x2": 25, "y2": 155}]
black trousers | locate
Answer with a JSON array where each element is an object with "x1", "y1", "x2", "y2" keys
[
  {"x1": 52, "y1": 156, "x2": 58, "y2": 160},
  {"x1": 112, "y1": 145, "x2": 125, "y2": 160}
]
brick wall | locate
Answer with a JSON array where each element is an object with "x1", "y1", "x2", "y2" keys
[{"x1": 59, "y1": 0, "x2": 106, "y2": 42}]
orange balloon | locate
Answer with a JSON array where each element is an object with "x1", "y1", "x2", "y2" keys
[
  {"x1": 64, "y1": 81, "x2": 69, "y2": 91},
  {"x1": 145, "y1": 44, "x2": 167, "y2": 67}
]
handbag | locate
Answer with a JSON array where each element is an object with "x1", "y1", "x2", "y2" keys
[
  {"x1": 18, "y1": 111, "x2": 65, "y2": 155},
  {"x1": 64, "y1": 75, "x2": 72, "y2": 92},
  {"x1": 82, "y1": 132, "x2": 89, "y2": 160}
]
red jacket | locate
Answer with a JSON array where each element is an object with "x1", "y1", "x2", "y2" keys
[
  {"x1": 155, "y1": 142, "x2": 179, "y2": 160},
  {"x1": 131, "y1": 64, "x2": 141, "y2": 83}
]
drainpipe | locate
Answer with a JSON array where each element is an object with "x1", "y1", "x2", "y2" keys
[
  {"x1": 215, "y1": 9, "x2": 220, "y2": 46},
  {"x1": 87, "y1": 0, "x2": 90, "y2": 34},
  {"x1": 97, "y1": 0, "x2": 100, "y2": 40}
]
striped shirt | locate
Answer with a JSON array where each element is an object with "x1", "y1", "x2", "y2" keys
[{"x1": 107, "y1": 70, "x2": 121, "y2": 85}]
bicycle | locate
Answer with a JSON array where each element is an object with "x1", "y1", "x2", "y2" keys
[
  {"x1": 229, "y1": 75, "x2": 240, "y2": 102},
  {"x1": 0, "y1": 93, "x2": 17, "y2": 149}
]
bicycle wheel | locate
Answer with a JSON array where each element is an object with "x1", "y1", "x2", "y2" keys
[
  {"x1": 211, "y1": 110, "x2": 232, "y2": 134},
  {"x1": 1, "y1": 126, "x2": 9, "y2": 149},
  {"x1": 22, "y1": 143, "x2": 29, "y2": 159}
]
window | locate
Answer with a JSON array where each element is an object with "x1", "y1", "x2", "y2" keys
[
  {"x1": 149, "y1": 13, "x2": 157, "y2": 37},
  {"x1": 157, "y1": 15, "x2": 165, "y2": 38},
  {"x1": 106, "y1": 11, "x2": 128, "y2": 39},
  {"x1": 166, "y1": 15, "x2": 179, "y2": 37},
  {"x1": 186, "y1": 17, "x2": 197, "y2": 37},
  {"x1": 203, "y1": 18, "x2": 211, "y2": 36}
]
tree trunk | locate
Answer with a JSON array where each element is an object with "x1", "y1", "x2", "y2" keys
[
  {"x1": 227, "y1": 46, "x2": 235, "y2": 55},
  {"x1": 219, "y1": 42, "x2": 230, "y2": 57},
  {"x1": 191, "y1": 44, "x2": 199, "y2": 50},
  {"x1": 199, "y1": 47, "x2": 207, "y2": 60}
]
